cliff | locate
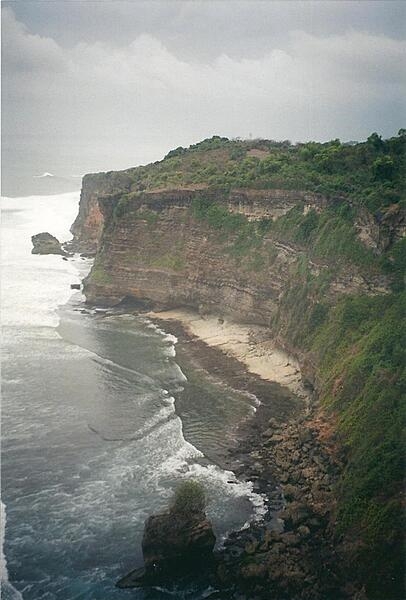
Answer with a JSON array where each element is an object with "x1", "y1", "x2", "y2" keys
[
  {"x1": 70, "y1": 171, "x2": 133, "y2": 253},
  {"x1": 78, "y1": 187, "x2": 388, "y2": 310},
  {"x1": 71, "y1": 134, "x2": 405, "y2": 599}
]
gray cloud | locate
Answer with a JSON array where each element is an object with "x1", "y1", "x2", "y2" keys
[{"x1": 2, "y1": 2, "x2": 405, "y2": 196}]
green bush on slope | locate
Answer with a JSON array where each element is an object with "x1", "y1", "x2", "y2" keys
[{"x1": 312, "y1": 292, "x2": 406, "y2": 598}]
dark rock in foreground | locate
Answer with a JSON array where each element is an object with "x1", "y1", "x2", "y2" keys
[
  {"x1": 142, "y1": 508, "x2": 216, "y2": 571},
  {"x1": 31, "y1": 232, "x2": 67, "y2": 256},
  {"x1": 117, "y1": 480, "x2": 216, "y2": 589}
]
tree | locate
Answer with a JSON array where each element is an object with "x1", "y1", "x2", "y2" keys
[{"x1": 367, "y1": 132, "x2": 384, "y2": 152}]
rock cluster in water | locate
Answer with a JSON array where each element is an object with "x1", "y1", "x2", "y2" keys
[{"x1": 31, "y1": 232, "x2": 67, "y2": 256}]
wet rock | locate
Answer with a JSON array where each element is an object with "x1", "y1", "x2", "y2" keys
[
  {"x1": 245, "y1": 540, "x2": 259, "y2": 555},
  {"x1": 240, "y1": 561, "x2": 267, "y2": 580},
  {"x1": 280, "y1": 502, "x2": 312, "y2": 527},
  {"x1": 281, "y1": 532, "x2": 300, "y2": 547},
  {"x1": 116, "y1": 567, "x2": 147, "y2": 588},
  {"x1": 118, "y1": 481, "x2": 215, "y2": 588},
  {"x1": 282, "y1": 484, "x2": 299, "y2": 501},
  {"x1": 70, "y1": 283, "x2": 81, "y2": 290},
  {"x1": 31, "y1": 232, "x2": 67, "y2": 255},
  {"x1": 297, "y1": 525, "x2": 311, "y2": 538},
  {"x1": 298, "y1": 427, "x2": 313, "y2": 444},
  {"x1": 141, "y1": 509, "x2": 215, "y2": 574}
]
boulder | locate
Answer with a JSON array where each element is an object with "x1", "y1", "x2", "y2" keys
[
  {"x1": 117, "y1": 480, "x2": 216, "y2": 588},
  {"x1": 279, "y1": 502, "x2": 313, "y2": 528},
  {"x1": 31, "y1": 232, "x2": 66, "y2": 255},
  {"x1": 142, "y1": 508, "x2": 215, "y2": 574}
]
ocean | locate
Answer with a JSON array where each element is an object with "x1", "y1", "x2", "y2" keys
[{"x1": 1, "y1": 193, "x2": 263, "y2": 599}]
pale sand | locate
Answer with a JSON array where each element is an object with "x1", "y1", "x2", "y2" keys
[{"x1": 148, "y1": 309, "x2": 309, "y2": 400}]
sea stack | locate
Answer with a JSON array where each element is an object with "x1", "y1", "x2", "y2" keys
[
  {"x1": 117, "y1": 480, "x2": 216, "y2": 588},
  {"x1": 31, "y1": 232, "x2": 67, "y2": 256}
]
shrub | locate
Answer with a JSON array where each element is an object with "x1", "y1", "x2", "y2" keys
[
  {"x1": 113, "y1": 194, "x2": 132, "y2": 220},
  {"x1": 373, "y1": 156, "x2": 395, "y2": 181},
  {"x1": 172, "y1": 479, "x2": 206, "y2": 515}
]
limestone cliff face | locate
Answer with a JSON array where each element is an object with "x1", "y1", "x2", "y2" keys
[
  {"x1": 70, "y1": 171, "x2": 133, "y2": 253},
  {"x1": 71, "y1": 186, "x2": 389, "y2": 328}
]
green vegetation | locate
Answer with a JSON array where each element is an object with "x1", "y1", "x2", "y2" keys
[
  {"x1": 272, "y1": 204, "x2": 375, "y2": 268},
  {"x1": 120, "y1": 131, "x2": 404, "y2": 217},
  {"x1": 94, "y1": 131, "x2": 405, "y2": 596},
  {"x1": 112, "y1": 131, "x2": 404, "y2": 279},
  {"x1": 151, "y1": 254, "x2": 184, "y2": 271},
  {"x1": 88, "y1": 263, "x2": 112, "y2": 284},
  {"x1": 113, "y1": 194, "x2": 133, "y2": 220},
  {"x1": 381, "y1": 237, "x2": 406, "y2": 292},
  {"x1": 313, "y1": 292, "x2": 405, "y2": 598},
  {"x1": 135, "y1": 209, "x2": 158, "y2": 227},
  {"x1": 266, "y1": 249, "x2": 405, "y2": 598},
  {"x1": 171, "y1": 480, "x2": 206, "y2": 515}
]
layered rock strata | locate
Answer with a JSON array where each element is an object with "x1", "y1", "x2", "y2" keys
[{"x1": 71, "y1": 187, "x2": 389, "y2": 324}]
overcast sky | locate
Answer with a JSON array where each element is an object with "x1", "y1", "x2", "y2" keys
[{"x1": 2, "y1": 1, "x2": 405, "y2": 194}]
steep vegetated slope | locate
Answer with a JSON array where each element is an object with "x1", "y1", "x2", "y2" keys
[{"x1": 72, "y1": 132, "x2": 405, "y2": 598}]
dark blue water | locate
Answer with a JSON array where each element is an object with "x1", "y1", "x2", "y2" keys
[{"x1": 1, "y1": 194, "x2": 264, "y2": 600}]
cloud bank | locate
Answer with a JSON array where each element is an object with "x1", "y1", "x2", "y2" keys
[{"x1": 2, "y1": 2, "x2": 405, "y2": 194}]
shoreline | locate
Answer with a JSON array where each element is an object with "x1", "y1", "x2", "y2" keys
[
  {"x1": 145, "y1": 309, "x2": 351, "y2": 599},
  {"x1": 147, "y1": 309, "x2": 311, "y2": 402}
]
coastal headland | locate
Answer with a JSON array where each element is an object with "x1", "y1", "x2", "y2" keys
[{"x1": 69, "y1": 134, "x2": 406, "y2": 600}]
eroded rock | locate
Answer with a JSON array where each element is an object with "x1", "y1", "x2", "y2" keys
[
  {"x1": 31, "y1": 232, "x2": 66, "y2": 255},
  {"x1": 142, "y1": 508, "x2": 216, "y2": 573},
  {"x1": 117, "y1": 480, "x2": 215, "y2": 588}
]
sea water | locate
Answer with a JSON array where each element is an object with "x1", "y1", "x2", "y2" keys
[{"x1": 1, "y1": 193, "x2": 262, "y2": 599}]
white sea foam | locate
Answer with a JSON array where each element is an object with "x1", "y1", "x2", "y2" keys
[
  {"x1": 1, "y1": 192, "x2": 85, "y2": 332},
  {"x1": 186, "y1": 463, "x2": 267, "y2": 521},
  {"x1": 0, "y1": 501, "x2": 8, "y2": 582},
  {"x1": 1, "y1": 192, "x2": 267, "y2": 598},
  {"x1": 0, "y1": 502, "x2": 24, "y2": 599}
]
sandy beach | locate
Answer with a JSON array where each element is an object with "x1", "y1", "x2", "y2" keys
[{"x1": 147, "y1": 309, "x2": 309, "y2": 401}]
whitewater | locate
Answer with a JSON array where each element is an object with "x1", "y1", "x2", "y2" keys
[{"x1": 1, "y1": 192, "x2": 264, "y2": 599}]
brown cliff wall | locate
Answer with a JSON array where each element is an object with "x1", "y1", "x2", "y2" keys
[
  {"x1": 70, "y1": 171, "x2": 133, "y2": 253},
  {"x1": 78, "y1": 188, "x2": 386, "y2": 326}
]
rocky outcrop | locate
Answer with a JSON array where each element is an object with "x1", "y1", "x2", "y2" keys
[
  {"x1": 355, "y1": 203, "x2": 406, "y2": 253},
  {"x1": 69, "y1": 169, "x2": 405, "y2": 598},
  {"x1": 142, "y1": 509, "x2": 216, "y2": 570},
  {"x1": 31, "y1": 232, "x2": 67, "y2": 255},
  {"x1": 218, "y1": 414, "x2": 348, "y2": 600},
  {"x1": 117, "y1": 484, "x2": 215, "y2": 588},
  {"x1": 70, "y1": 171, "x2": 133, "y2": 254}
]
